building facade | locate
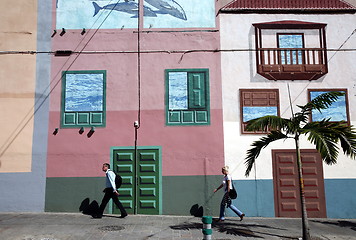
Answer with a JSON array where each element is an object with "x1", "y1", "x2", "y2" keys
[
  {"x1": 220, "y1": 0, "x2": 356, "y2": 218},
  {"x1": 45, "y1": 0, "x2": 224, "y2": 216},
  {"x1": 1, "y1": 0, "x2": 355, "y2": 219}
]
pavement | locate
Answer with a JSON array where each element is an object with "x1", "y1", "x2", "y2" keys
[{"x1": 0, "y1": 212, "x2": 355, "y2": 240}]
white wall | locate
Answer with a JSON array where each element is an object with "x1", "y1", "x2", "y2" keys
[{"x1": 220, "y1": 13, "x2": 356, "y2": 180}]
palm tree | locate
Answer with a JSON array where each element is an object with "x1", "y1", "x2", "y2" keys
[{"x1": 244, "y1": 91, "x2": 356, "y2": 240}]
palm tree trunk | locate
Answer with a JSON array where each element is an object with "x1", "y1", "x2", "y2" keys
[{"x1": 295, "y1": 136, "x2": 311, "y2": 240}]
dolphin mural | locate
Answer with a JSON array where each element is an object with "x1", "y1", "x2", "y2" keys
[
  {"x1": 92, "y1": 0, "x2": 187, "y2": 21},
  {"x1": 92, "y1": 1, "x2": 157, "y2": 18},
  {"x1": 145, "y1": 0, "x2": 187, "y2": 21}
]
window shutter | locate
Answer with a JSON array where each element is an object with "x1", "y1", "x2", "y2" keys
[{"x1": 188, "y1": 72, "x2": 206, "y2": 109}]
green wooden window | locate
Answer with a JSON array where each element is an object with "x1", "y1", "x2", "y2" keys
[
  {"x1": 165, "y1": 69, "x2": 210, "y2": 125},
  {"x1": 61, "y1": 70, "x2": 106, "y2": 128}
]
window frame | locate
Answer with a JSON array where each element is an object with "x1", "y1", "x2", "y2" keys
[
  {"x1": 60, "y1": 70, "x2": 107, "y2": 128},
  {"x1": 240, "y1": 89, "x2": 280, "y2": 134},
  {"x1": 165, "y1": 69, "x2": 210, "y2": 126},
  {"x1": 308, "y1": 89, "x2": 350, "y2": 125}
]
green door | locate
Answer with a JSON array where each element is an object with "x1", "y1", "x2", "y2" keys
[{"x1": 111, "y1": 147, "x2": 162, "y2": 215}]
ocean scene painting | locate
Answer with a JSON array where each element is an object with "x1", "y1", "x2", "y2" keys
[
  {"x1": 65, "y1": 73, "x2": 104, "y2": 112},
  {"x1": 278, "y1": 34, "x2": 303, "y2": 64},
  {"x1": 243, "y1": 106, "x2": 278, "y2": 122},
  {"x1": 168, "y1": 72, "x2": 188, "y2": 110},
  {"x1": 310, "y1": 91, "x2": 347, "y2": 121},
  {"x1": 56, "y1": 0, "x2": 215, "y2": 29}
]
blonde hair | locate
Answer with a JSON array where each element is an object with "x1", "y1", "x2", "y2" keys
[{"x1": 222, "y1": 166, "x2": 229, "y2": 173}]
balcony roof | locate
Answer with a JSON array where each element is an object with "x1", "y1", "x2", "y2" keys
[
  {"x1": 220, "y1": 0, "x2": 356, "y2": 13},
  {"x1": 253, "y1": 20, "x2": 327, "y2": 29}
]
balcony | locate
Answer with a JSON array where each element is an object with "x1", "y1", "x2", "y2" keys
[
  {"x1": 256, "y1": 47, "x2": 328, "y2": 80},
  {"x1": 253, "y1": 20, "x2": 328, "y2": 81}
]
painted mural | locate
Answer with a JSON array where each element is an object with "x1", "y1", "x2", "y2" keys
[
  {"x1": 168, "y1": 72, "x2": 188, "y2": 110},
  {"x1": 64, "y1": 73, "x2": 104, "y2": 112},
  {"x1": 242, "y1": 106, "x2": 278, "y2": 122},
  {"x1": 310, "y1": 90, "x2": 348, "y2": 122},
  {"x1": 278, "y1": 34, "x2": 304, "y2": 64},
  {"x1": 56, "y1": 0, "x2": 215, "y2": 29}
]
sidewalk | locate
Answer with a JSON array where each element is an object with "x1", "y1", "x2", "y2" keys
[{"x1": 0, "y1": 212, "x2": 355, "y2": 240}]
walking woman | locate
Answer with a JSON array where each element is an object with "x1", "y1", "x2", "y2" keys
[{"x1": 214, "y1": 166, "x2": 245, "y2": 222}]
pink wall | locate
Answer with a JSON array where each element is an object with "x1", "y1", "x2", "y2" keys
[
  {"x1": 47, "y1": 109, "x2": 224, "y2": 177},
  {"x1": 48, "y1": 11, "x2": 224, "y2": 178}
]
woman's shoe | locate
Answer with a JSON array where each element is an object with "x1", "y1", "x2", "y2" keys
[{"x1": 240, "y1": 213, "x2": 245, "y2": 221}]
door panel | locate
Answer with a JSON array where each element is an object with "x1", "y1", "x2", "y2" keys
[
  {"x1": 272, "y1": 149, "x2": 326, "y2": 218},
  {"x1": 112, "y1": 147, "x2": 161, "y2": 215},
  {"x1": 114, "y1": 149, "x2": 135, "y2": 212},
  {"x1": 137, "y1": 149, "x2": 160, "y2": 214}
]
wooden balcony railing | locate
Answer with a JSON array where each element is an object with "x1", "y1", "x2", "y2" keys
[{"x1": 256, "y1": 48, "x2": 328, "y2": 80}]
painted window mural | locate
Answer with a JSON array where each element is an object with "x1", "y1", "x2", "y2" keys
[
  {"x1": 61, "y1": 70, "x2": 106, "y2": 128},
  {"x1": 166, "y1": 69, "x2": 210, "y2": 125},
  {"x1": 309, "y1": 89, "x2": 349, "y2": 123},
  {"x1": 56, "y1": 0, "x2": 215, "y2": 29},
  {"x1": 240, "y1": 89, "x2": 279, "y2": 134},
  {"x1": 277, "y1": 33, "x2": 304, "y2": 64},
  {"x1": 168, "y1": 72, "x2": 188, "y2": 110}
]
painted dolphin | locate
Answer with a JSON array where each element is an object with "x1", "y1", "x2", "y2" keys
[
  {"x1": 92, "y1": 1, "x2": 157, "y2": 18},
  {"x1": 144, "y1": 0, "x2": 187, "y2": 21}
]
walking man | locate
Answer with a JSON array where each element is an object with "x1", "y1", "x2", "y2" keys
[{"x1": 94, "y1": 163, "x2": 127, "y2": 218}]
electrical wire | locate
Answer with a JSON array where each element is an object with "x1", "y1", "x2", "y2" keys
[{"x1": 1, "y1": 48, "x2": 356, "y2": 55}]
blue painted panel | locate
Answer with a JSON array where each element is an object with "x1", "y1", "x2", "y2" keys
[
  {"x1": 56, "y1": 0, "x2": 215, "y2": 29},
  {"x1": 168, "y1": 72, "x2": 188, "y2": 110},
  {"x1": 225, "y1": 180, "x2": 275, "y2": 217},
  {"x1": 243, "y1": 106, "x2": 278, "y2": 122},
  {"x1": 324, "y1": 179, "x2": 356, "y2": 218},
  {"x1": 65, "y1": 73, "x2": 104, "y2": 112},
  {"x1": 57, "y1": 0, "x2": 138, "y2": 29},
  {"x1": 144, "y1": 0, "x2": 216, "y2": 28},
  {"x1": 278, "y1": 34, "x2": 303, "y2": 64},
  {"x1": 310, "y1": 91, "x2": 347, "y2": 122}
]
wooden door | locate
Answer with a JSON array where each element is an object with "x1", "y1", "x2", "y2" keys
[
  {"x1": 112, "y1": 147, "x2": 161, "y2": 215},
  {"x1": 272, "y1": 149, "x2": 327, "y2": 218}
]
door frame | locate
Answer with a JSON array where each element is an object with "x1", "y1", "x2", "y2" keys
[{"x1": 110, "y1": 146, "x2": 162, "y2": 215}]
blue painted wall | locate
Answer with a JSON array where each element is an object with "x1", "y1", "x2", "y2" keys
[
  {"x1": 325, "y1": 179, "x2": 356, "y2": 218},
  {"x1": 224, "y1": 179, "x2": 356, "y2": 219},
  {"x1": 225, "y1": 180, "x2": 275, "y2": 218}
]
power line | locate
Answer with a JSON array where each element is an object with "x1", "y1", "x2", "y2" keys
[{"x1": 1, "y1": 48, "x2": 356, "y2": 55}]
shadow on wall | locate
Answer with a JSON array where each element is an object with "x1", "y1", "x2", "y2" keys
[
  {"x1": 79, "y1": 198, "x2": 99, "y2": 215},
  {"x1": 190, "y1": 204, "x2": 204, "y2": 217}
]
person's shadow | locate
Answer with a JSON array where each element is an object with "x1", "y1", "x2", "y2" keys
[
  {"x1": 79, "y1": 198, "x2": 99, "y2": 216},
  {"x1": 190, "y1": 204, "x2": 204, "y2": 217}
]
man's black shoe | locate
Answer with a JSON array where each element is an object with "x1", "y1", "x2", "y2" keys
[
  {"x1": 119, "y1": 213, "x2": 127, "y2": 218},
  {"x1": 92, "y1": 214, "x2": 103, "y2": 219}
]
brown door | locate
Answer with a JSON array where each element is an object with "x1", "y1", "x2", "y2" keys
[{"x1": 272, "y1": 149, "x2": 327, "y2": 218}]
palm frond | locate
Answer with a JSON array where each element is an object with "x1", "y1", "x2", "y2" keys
[
  {"x1": 302, "y1": 120, "x2": 340, "y2": 164},
  {"x1": 326, "y1": 121, "x2": 356, "y2": 160},
  {"x1": 299, "y1": 91, "x2": 345, "y2": 114},
  {"x1": 245, "y1": 115, "x2": 291, "y2": 133},
  {"x1": 303, "y1": 120, "x2": 356, "y2": 163},
  {"x1": 244, "y1": 131, "x2": 289, "y2": 176}
]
